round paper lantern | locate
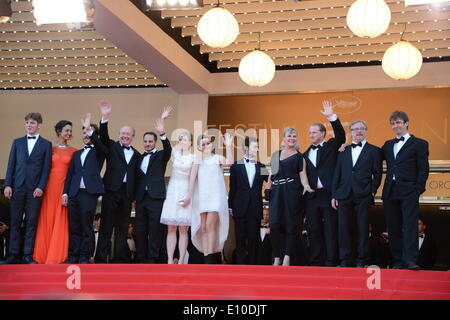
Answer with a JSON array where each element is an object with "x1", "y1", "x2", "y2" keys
[
  {"x1": 347, "y1": 0, "x2": 391, "y2": 38},
  {"x1": 382, "y1": 41, "x2": 423, "y2": 80},
  {"x1": 197, "y1": 7, "x2": 239, "y2": 48},
  {"x1": 239, "y1": 50, "x2": 275, "y2": 87}
]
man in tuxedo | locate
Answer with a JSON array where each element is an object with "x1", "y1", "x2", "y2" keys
[
  {"x1": 382, "y1": 110, "x2": 429, "y2": 270},
  {"x1": 416, "y1": 218, "x2": 436, "y2": 270},
  {"x1": 304, "y1": 101, "x2": 346, "y2": 266},
  {"x1": 331, "y1": 120, "x2": 382, "y2": 267},
  {"x1": 257, "y1": 208, "x2": 272, "y2": 265},
  {"x1": 95, "y1": 102, "x2": 140, "y2": 263},
  {"x1": 229, "y1": 137, "x2": 268, "y2": 265},
  {"x1": 1, "y1": 113, "x2": 52, "y2": 265},
  {"x1": 62, "y1": 115, "x2": 107, "y2": 264},
  {"x1": 135, "y1": 107, "x2": 172, "y2": 263}
]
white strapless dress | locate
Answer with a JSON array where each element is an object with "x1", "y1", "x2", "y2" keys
[
  {"x1": 160, "y1": 151, "x2": 195, "y2": 226},
  {"x1": 191, "y1": 154, "x2": 230, "y2": 253}
]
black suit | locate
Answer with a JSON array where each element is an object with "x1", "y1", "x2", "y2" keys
[
  {"x1": 228, "y1": 159, "x2": 268, "y2": 265},
  {"x1": 257, "y1": 226, "x2": 272, "y2": 265},
  {"x1": 4, "y1": 135, "x2": 52, "y2": 260},
  {"x1": 135, "y1": 137, "x2": 171, "y2": 263},
  {"x1": 304, "y1": 117, "x2": 345, "y2": 266},
  {"x1": 95, "y1": 121, "x2": 140, "y2": 263},
  {"x1": 332, "y1": 142, "x2": 382, "y2": 266},
  {"x1": 64, "y1": 132, "x2": 106, "y2": 262},
  {"x1": 382, "y1": 135, "x2": 429, "y2": 267},
  {"x1": 417, "y1": 234, "x2": 436, "y2": 270}
]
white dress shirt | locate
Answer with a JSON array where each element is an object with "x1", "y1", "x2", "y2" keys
[
  {"x1": 79, "y1": 145, "x2": 93, "y2": 189},
  {"x1": 393, "y1": 133, "x2": 410, "y2": 180},
  {"x1": 244, "y1": 157, "x2": 256, "y2": 188},
  {"x1": 260, "y1": 224, "x2": 269, "y2": 242},
  {"x1": 419, "y1": 233, "x2": 425, "y2": 250},
  {"x1": 140, "y1": 149, "x2": 157, "y2": 174},
  {"x1": 351, "y1": 140, "x2": 366, "y2": 167},
  {"x1": 122, "y1": 144, "x2": 135, "y2": 183},
  {"x1": 27, "y1": 134, "x2": 40, "y2": 156},
  {"x1": 307, "y1": 114, "x2": 338, "y2": 189},
  {"x1": 393, "y1": 133, "x2": 411, "y2": 159}
]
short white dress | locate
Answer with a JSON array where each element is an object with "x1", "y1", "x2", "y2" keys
[
  {"x1": 160, "y1": 151, "x2": 195, "y2": 226},
  {"x1": 191, "y1": 154, "x2": 230, "y2": 253}
]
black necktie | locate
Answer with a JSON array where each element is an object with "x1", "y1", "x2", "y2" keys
[
  {"x1": 122, "y1": 145, "x2": 131, "y2": 150},
  {"x1": 84, "y1": 145, "x2": 93, "y2": 149},
  {"x1": 351, "y1": 142, "x2": 362, "y2": 148},
  {"x1": 27, "y1": 136, "x2": 36, "y2": 139},
  {"x1": 395, "y1": 136, "x2": 405, "y2": 143},
  {"x1": 311, "y1": 144, "x2": 321, "y2": 150}
]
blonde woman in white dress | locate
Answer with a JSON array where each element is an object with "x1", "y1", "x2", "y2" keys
[
  {"x1": 160, "y1": 131, "x2": 195, "y2": 264},
  {"x1": 182, "y1": 133, "x2": 233, "y2": 264}
]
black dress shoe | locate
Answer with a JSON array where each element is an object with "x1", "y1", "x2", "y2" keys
[
  {"x1": 406, "y1": 262, "x2": 420, "y2": 270},
  {"x1": 22, "y1": 256, "x2": 38, "y2": 264},
  {"x1": 392, "y1": 264, "x2": 404, "y2": 269},
  {"x1": 356, "y1": 263, "x2": 366, "y2": 268},
  {"x1": 79, "y1": 259, "x2": 90, "y2": 264},
  {"x1": 0, "y1": 256, "x2": 20, "y2": 265},
  {"x1": 339, "y1": 261, "x2": 352, "y2": 268}
]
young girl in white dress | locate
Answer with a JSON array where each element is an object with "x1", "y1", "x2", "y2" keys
[
  {"x1": 160, "y1": 131, "x2": 195, "y2": 264},
  {"x1": 182, "y1": 133, "x2": 233, "y2": 264}
]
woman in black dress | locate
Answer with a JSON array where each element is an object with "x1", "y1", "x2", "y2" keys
[{"x1": 267, "y1": 127, "x2": 313, "y2": 266}]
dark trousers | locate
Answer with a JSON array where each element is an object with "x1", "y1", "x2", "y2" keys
[
  {"x1": 67, "y1": 189, "x2": 99, "y2": 262},
  {"x1": 234, "y1": 215, "x2": 260, "y2": 265},
  {"x1": 383, "y1": 181, "x2": 420, "y2": 266},
  {"x1": 135, "y1": 194, "x2": 165, "y2": 263},
  {"x1": 257, "y1": 235, "x2": 272, "y2": 265},
  {"x1": 95, "y1": 184, "x2": 132, "y2": 263},
  {"x1": 338, "y1": 194, "x2": 372, "y2": 266},
  {"x1": 306, "y1": 189, "x2": 338, "y2": 266},
  {"x1": 8, "y1": 185, "x2": 43, "y2": 257},
  {"x1": 0, "y1": 232, "x2": 7, "y2": 260}
]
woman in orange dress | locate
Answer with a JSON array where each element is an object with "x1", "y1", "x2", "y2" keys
[{"x1": 33, "y1": 120, "x2": 77, "y2": 264}]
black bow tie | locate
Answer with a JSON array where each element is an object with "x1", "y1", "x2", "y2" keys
[
  {"x1": 122, "y1": 145, "x2": 131, "y2": 150},
  {"x1": 351, "y1": 142, "x2": 362, "y2": 148},
  {"x1": 84, "y1": 145, "x2": 93, "y2": 149},
  {"x1": 94, "y1": 230, "x2": 98, "y2": 234},
  {"x1": 261, "y1": 225, "x2": 269, "y2": 229},
  {"x1": 143, "y1": 150, "x2": 155, "y2": 157},
  {"x1": 419, "y1": 234, "x2": 424, "y2": 238},
  {"x1": 27, "y1": 136, "x2": 37, "y2": 139},
  {"x1": 311, "y1": 145, "x2": 321, "y2": 150},
  {"x1": 395, "y1": 136, "x2": 405, "y2": 143}
]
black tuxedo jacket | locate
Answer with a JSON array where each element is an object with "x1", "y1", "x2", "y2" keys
[
  {"x1": 99, "y1": 121, "x2": 140, "y2": 198},
  {"x1": 5, "y1": 135, "x2": 52, "y2": 191},
  {"x1": 303, "y1": 117, "x2": 346, "y2": 193},
  {"x1": 135, "y1": 137, "x2": 171, "y2": 202},
  {"x1": 417, "y1": 234, "x2": 436, "y2": 270},
  {"x1": 381, "y1": 135, "x2": 429, "y2": 199},
  {"x1": 63, "y1": 132, "x2": 107, "y2": 197},
  {"x1": 332, "y1": 142, "x2": 382, "y2": 200},
  {"x1": 228, "y1": 160, "x2": 268, "y2": 219}
]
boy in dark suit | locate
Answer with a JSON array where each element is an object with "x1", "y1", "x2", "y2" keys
[
  {"x1": 331, "y1": 120, "x2": 382, "y2": 267},
  {"x1": 1, "y1": 113, "x2": 52, "y2": 264},
  {"x1": 62, "y1": 113, "x2": 107, "y2": 264},
  {"x1": 417, "y1": 218, "x2": 436, "y2": 270},
  {"x1": 229, "y1": 137, "x2": 268, "y2": 265},
  {"x1": 382, "y1": 110, "x2": 429, "y2": 270}
]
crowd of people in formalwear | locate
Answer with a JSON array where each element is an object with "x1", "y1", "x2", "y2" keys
[{"x1": 0, "y1": 99, "x2": 442, "y2": 270}]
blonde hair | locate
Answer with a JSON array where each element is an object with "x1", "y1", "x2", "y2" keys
[{"x1": 283, "y1": 126, "x2": 297, "y2": 137}]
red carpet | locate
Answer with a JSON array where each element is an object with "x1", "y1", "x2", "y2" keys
[{"x1": 1, "y1": 264, "x2": 449, "y2": 300}]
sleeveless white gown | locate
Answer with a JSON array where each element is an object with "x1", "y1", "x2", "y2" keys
[
  {"x1": 191, "y1": 154, "x2": 230, "y2": 253},
  {"x1": 160, "y1": 151, "x2": 195, "y2": 226}
]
